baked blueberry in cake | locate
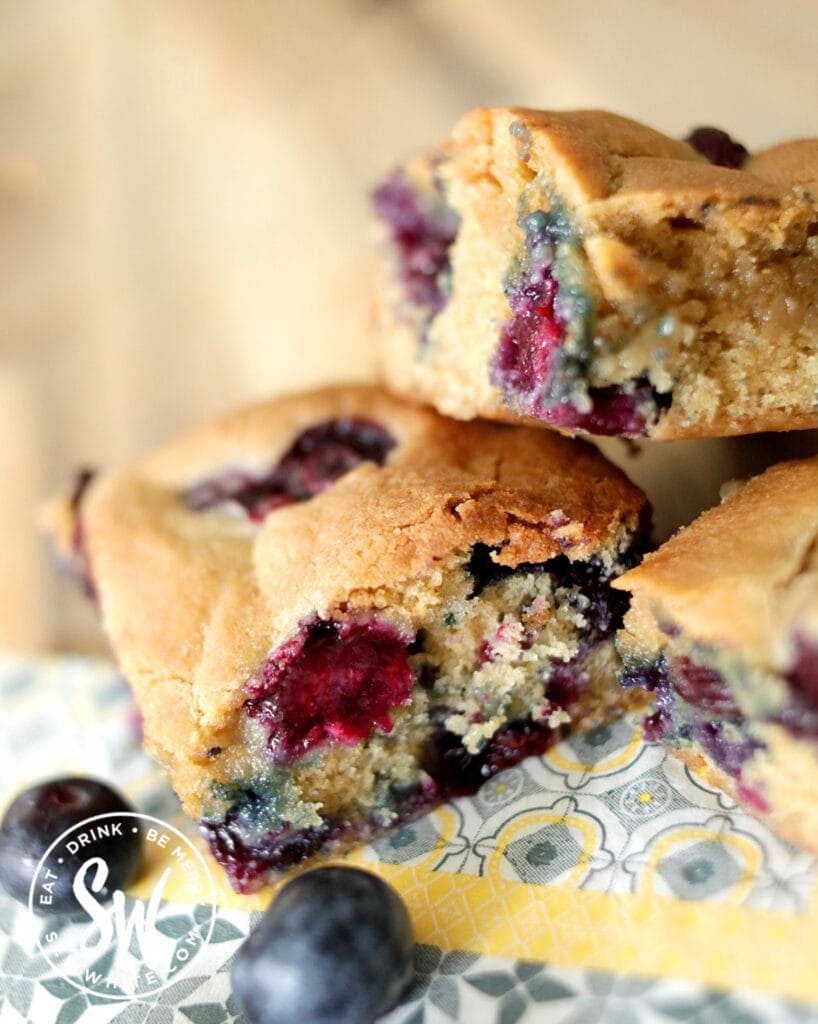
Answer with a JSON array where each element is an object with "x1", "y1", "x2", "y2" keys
[
  {"x1": 614, "y1": 457, "x2": 818, "y2": 851},
  {"x1": 373, "y1": 107, "x2": 818, "y2": 440},
  {"x1": 43, "y1": 386, "x2": 648, "y2": 891}
]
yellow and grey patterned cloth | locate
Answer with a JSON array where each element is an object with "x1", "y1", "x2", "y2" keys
[{"x1": 1, "y1": 654, "x2": 817, "y2": 1023}]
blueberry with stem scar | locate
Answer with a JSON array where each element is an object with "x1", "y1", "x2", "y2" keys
[{"x1": 0, "y1": 777, "x2": 142, "y2": 913}]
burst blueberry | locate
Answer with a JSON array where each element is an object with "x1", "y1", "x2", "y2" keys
[
  {"x1": 184, "y1": 417, "x2": 396, "y2": 521},
  {"x1": 244, "y1": 617, "x2": 415, "y2": 763},
  {"x1": 493, "y1": 205, "x2": 668, "y2": 436}
]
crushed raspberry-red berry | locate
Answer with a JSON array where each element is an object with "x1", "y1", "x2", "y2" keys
[
  {"x1": 495, "y1": 265, "x2": 565, "y2": 398},
  {"x1": 245, "y1": 618, "x2": 415, "y2": 762},
  {"x1": 493, "y1": 210, "x2": 668, "y2": 437}
]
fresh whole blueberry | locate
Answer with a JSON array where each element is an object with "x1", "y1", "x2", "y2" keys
[
  {"x1": 0, "y1": 777, "x2": 142, "y2": 913},
  {"x1": 230, "y1": 866, "x2": 414, "y2": 1024}
]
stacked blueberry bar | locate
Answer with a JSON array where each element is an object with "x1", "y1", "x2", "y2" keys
[
  {"x1": 373, "y1": 108, "x2": 818, "y2": 439},
  {"x1": 44, "y1": 386, "x2": 649, "y2": 890}
]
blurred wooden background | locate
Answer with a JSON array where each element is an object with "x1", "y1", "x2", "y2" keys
[{"x1": 2, "y1": 0, "x2": 818, "y2": 653}]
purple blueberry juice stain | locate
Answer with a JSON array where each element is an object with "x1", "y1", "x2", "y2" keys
[
  {"x1": 422, "y1": 715, "x2": 563, "y2": 799},
  {"x1": 671, "y1": 657, "x2": 743, "y2": 720},
  {"x1": 538, "y1": 380, "x2": 670, "y2": 437},
  {"x1": 202, "y1": 782, "x2": 447, "y2": 893},
  {"x1": 778, "y1": 635, "x2": 818, "y2": 739},
  {"x1": 184, "y1": 417, "x2": 395, "y2": 521},
  {"x1": 685, "y1": 126, "x2": 749, "y2": 169},
  {"x1": 466, "y1": 543, "x2": 634, "y2": 638},
  {"x1": 785, "y1": 635, "x2": 818, "y2": 709},
  {"x1": 372, "y1": 167, "x2": 459, "y2": 336},
  {"x1": 735, "y1": 781, "x2": 770, "y2": 814},
  {"x1": 695, "y1": 720, "x2": 762, "y2": 780},
  {"x1": 244, "y1": 618, "x2": 415, "y2": 763},
  {"x1": 622, "y1": 660, "x2": 674, "y2": 742},
  {"x1": 492, "y1": 207, "x2": 668, "y2": 436},
  {"x1": 201, "y1": 807, "x2": 343, "y2": 893},
  {"x1": 625, "y1": 654, "x2": 768, "y2": 801}
]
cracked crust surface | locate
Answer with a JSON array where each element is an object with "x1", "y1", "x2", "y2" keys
[
  {"x1": 43, "y1": 385, "x2": 645, "y2": 817},
  {"x1": 375, "y1": 107, "x2": 818, "y2": 440}
]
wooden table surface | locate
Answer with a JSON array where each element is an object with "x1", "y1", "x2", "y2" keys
[{"x1": 2, "y1": 0, "x2": 817, "y2": 652}]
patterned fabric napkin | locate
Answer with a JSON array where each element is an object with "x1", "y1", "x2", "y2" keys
[{"x1": 1, "y1": 654, "x2": 817, "y2": 1024}]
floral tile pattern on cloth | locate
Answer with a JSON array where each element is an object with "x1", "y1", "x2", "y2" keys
[
  {"x1": 367, "y1": 722, "x2": 817, "y2": 914},
  {"x1": 2, "y1": 655, "x2": 818, "y2": 1021}
]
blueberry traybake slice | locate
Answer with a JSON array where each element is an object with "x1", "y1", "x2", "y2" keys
[
  {"x1": 44, "y1": 385, "x2": 649, "y2": 891},
  {"x1": 373, "y1": 107, "x2": 818, "y2": 440},
  {"x1": 614, "y1": 457, "x2": 818, "y2": 851}
]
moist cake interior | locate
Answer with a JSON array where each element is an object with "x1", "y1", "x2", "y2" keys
[
  {"x1": 374, "y1": 112, "x2": 818, "y2": 439},
  {"x1": 200, "y1": 538, "x2": 643, "y2": 892},
  {"x1": 619, "y1": 630, "x2": 818, "y2": 814}
]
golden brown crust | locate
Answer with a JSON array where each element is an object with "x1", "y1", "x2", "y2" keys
[
  {"x1": 375, "y1": 107, "x2": 818, "y2": 441},
  {"x1": 45, "y1": 385, "x2": 645, "y2": 814},
  {"x1": 615, "y1": 457, "x2": 818, "y2": 855},
  {"x1": 614, "y1": 456, "x2": 818, "y2": 670},
  {"x1": 745, "y1": 139, "x2": 818, "y2": 192}
]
